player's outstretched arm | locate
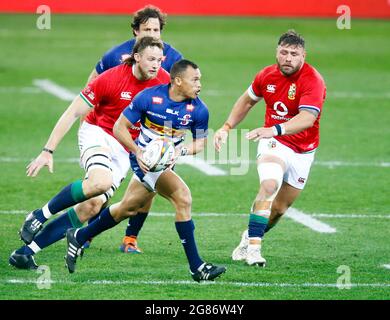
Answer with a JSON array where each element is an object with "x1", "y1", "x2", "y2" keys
[
  {"x1": 26, "y1": 95, "x2": 91, "y2": 177},
  {"x1": 214, "y1": 91, "x2": 259, "y2": 152}
]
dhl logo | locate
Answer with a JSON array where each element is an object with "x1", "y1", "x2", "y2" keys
[{"x1": 145, "y1": 117, "x2": 185, "y2": 137}]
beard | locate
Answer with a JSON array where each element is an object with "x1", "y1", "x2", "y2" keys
[{"x1": 277, "y1": 61, "x2": 302, "y2": 76}]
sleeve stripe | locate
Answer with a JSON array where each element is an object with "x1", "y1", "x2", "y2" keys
[
  {"x1": 79, "y1": 92, "x2": 95, "y2": 108},
  {"x1": 298, "y1": 105, "x2": 321, "y2": 113},
  {"x1": 247, "y1": 86, "x2": 262, "y2": 102}
]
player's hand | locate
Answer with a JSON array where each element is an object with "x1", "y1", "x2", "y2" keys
[
  {"x1": 26, "y1": 152, "x2": 54, "y2": 177},
  {"x1": 214, "y1": 128, "x2": 229, "y2": 152},
  {"x1": 135, "y1": 148, "x2": 150, "y2": 174},
  {"x1": 166, "y1": 145, "x2": 185, "y2": 169},
  {"x1": 246, "y1": 127, "x2": 275, "y2": 142}
]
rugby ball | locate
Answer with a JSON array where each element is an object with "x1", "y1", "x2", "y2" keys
[{"x1": 142, "y1": 137, "x2": 175, "y2": 172}]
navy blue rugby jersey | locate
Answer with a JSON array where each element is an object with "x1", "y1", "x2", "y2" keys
[
  {"x1": 95, "y1": 39, "x2": 183, "y2": 74},
  {"x1": 122, "y1": 84, "x2": 209, "y2": 148}
]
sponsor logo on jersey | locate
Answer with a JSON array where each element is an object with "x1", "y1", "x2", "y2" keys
[
  {"x1": 298, "y1": 177, "x2": 306, "y2": 184},
  {"x1": 288, "y1": 83, "x2": 296, "y2": 100},
  {"x1": 166, "y1": 108, "x2": 179, "y2": 116},
  {"x1": 271, "y1": 101, "x2": 292, "y2": 121},
  {"x1": 120, "y1": 92, "x2": 132, "y2": 100},
  {"x1": 145, "y1": 117, "x2": 185, "y2": 137},
  {"x1": 186, "y1": 104, "x2": 195, "y2": 112},
  {"x1": 179, "y1": 114, "x2": 192, "y2": 126},
  {"x1": 152, "y1": 96, "x2": 163, "y2": 104},
  {"x1": 266, "y1": 84, "x2": 276, "y2": 93}
]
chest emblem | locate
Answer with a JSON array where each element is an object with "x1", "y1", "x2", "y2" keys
[
  {"x1": 180, "y1": 114, "x2": 192, "y2": 126},
  {"x1": 288, "y1": 83, "x2": 296, "y2": 100}
]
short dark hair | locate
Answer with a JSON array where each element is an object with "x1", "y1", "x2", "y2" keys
[
  {"x1": 131, "y1": 5, "x2": 167, "y2": 36},
  {"x1": 124, "y1": 36, "x2": 164, "y2": 65},
  {"x1": 278, "y1": 30, "x2": 305, "y2": 48},
  {"x1": 170, "y1": 59, "x2": 199, "y2": 81}
]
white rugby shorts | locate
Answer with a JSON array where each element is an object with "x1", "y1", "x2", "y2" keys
[
  {"x1": 257, "y1": 137, "x2": 315, "y2": 190},
  {"x1": 78, "y1": 122, "x2": 130, "y2": 188}
]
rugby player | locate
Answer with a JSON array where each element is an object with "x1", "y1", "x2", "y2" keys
[
  {"x1": 64, "y1": 60, "x2": 227, "y2": 282},
  {"x1": 214, "y1": 30, "x2": 326, "y2": 266},
  {"x1": 9, "y1": 37, "x2": 170, "y2": 269}
]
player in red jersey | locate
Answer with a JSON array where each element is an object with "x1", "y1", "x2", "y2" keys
[
  {"x1": 9, "y1": 37, "x2": 170, "y2": 269},
  {"x1": 214, "y1": 30, "x2": 326, "y2": 267}
]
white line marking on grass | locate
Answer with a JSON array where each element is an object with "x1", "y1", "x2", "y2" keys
[
  {"x1": 0, "y1": 86, "x2": 42, "y2": 94},
  {"x1": 383, "y1": 264, "x2": 390, "y2": 270},
  {"x1": 312, "y1": 213, "x2": 390, "y2": 219},
  {"x1": 2, "y1": 157, "x2": 389, "y2": 172},
  {"x1": 33, "y1": 79, "x2": 76, "y2": 101},
  {"x1": 177, "y1": 156, "x2": 227, "y2": 176},
  {"x1": 4, "y1": 278, "x2": 390, "y2": 288},
  {"x1": 2, "y1": 210, "x2": 389, "y2": 219},
  {"x1": 285, "y1": 208, "x2": 337, "y2": 233}
]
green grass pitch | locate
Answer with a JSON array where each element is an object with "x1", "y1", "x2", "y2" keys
[{"x1": 0, "y1": 14, "x2": 389, "y2": 300}]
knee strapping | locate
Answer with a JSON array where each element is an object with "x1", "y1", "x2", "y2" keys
[
  {"x1": 96, "y1": 184, "x2": 117, "y2": 203},
  {"x1": 257, "y1": 162, "x2": 284, "y2": 202},
  {"x1": 83, "y1": 152, "x2": 112, "y2": 174}
]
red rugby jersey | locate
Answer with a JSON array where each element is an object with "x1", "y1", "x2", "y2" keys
[
  {"x1": 80, "y1": 63, "x2": 170, "y2": 140},
  {"x1": 248, "y1": 63, "x2": 326, "y2": 153}
]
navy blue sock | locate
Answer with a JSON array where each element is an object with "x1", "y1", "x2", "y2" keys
[
  {"x1": 175, "y1": 220, "x2": 204, "y2": 273},
  {"x1": 33, "y1": 212, "x2": 74, "y2": 251},
  {"x1": 34, "y1": 180, "x2": 87, "y2": 223},
  {"x1": 76, "y1": 207, "x2": 118, "y2": 245},
  {"x1": 125, "y1": 212, "x2": 149, "y2": 237},
  {"x1": 248, "y1": 213, "x2": 269, "y2": 238},
  {"x1": 16, "y1": 209, "x2": 83, "y2": 256},
  {"x1": 16, "y1": 245, "x2": 34, "y2": 255},
  {"x1": 87, "y1": 213, "x2": 99, "y2": 225}
]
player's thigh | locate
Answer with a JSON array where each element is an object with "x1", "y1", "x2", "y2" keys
[
  {"x1": 120, "y1": 175, "x2": 156, "y2": 212},
  {"x1": 155, "y1": 169, "x2": 191, "y2": 206}
]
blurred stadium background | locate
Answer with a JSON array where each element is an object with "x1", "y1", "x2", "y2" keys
[{"x1": 0, "y1": 0, "x2": 389, "y2": 300}]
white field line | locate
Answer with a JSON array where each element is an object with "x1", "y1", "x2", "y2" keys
[
  {"x1": 312, "y1": 213, "x2": 390, "y2": 219},
  {"x1": 33, "y1": 79, "x2": 76, "y2": 101},
  {"x1": 383, "y1": 265, "x2": 390, "y2": 270},
  {"x1": 2, "y1": 210, "x2": 389, "y2": 220},
  {"x1": 4, "y1": 278, "x2": 390, "y2": 288},
  {"x1": 1, "y1": 157, "x2": 389, "y2": 169},
  {"x1": 0, "y1": 86, "x2": 42, "y2": 94},
  {"x1": 285, "y1": 208, "x2": 336, "y2": 233},
  {"x1": 0, "y1": 208, "x2": 335, "y2": 233}
]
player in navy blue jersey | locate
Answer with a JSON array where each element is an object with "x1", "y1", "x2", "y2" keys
[
  {"x1": 84, "y1": 5, "x2": 183, "y2": 253},
  {"x1": 87, "y1": 5, "x2": 182, "y2": 84},
  {"x1": 64, "y1": 60, "x2": 226, "y2": 282}
]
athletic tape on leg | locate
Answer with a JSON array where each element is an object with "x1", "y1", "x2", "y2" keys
[{"x1": 257, "y1": 162, "x2": 284, "y2": 201}]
